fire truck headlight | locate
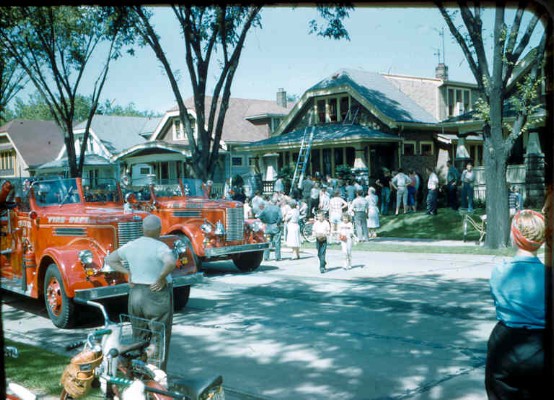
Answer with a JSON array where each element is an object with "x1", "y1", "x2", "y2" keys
[
  {"x1": 214, "y1": 220, "x2": 225, "y2": 236},
  {"x1": 172, "y1": 239, "x2": 187, "y2": 258},
  {"x1": 200, "y1": 221, "x2": 212, "y2": 235},
  {"x1": 79, "y1": 250, "x2": 94, "y2": 266},
  {"x1": 250, "y1": 221, "x2": 263, "y2": 233}
]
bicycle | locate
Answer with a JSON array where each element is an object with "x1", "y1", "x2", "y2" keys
[
  {"x1": 299, "y1": 216, "x2": 316, "y2": 243},
  {"x1": 61, "y1": 299, "x2": 224, "y2": 400}
]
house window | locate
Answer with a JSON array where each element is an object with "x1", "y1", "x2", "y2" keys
[
  {"x1": 420, "y1": 141, "x2": 434, "y2": 156},
  {"x1": 317, "y1": 100, "x2": 326, "y2": 124},
  {"x1": 173, "y1": 119, "x2": 184, "y2": 140},
  {"x1": 447, "y1": 87, "x2": 472, "y2": 117},
  {"x1": 468, "y1": 144, "x2": 484, "y2": 166},
  {"x1": 174, "y1": 115, "x2": 197, "y2": 141},
  {"x1": 140, "y1": 167, "x2": 150, "y2": 175},
  {"x1": 328, "y1": 98, "x2": 338, "y2": 122},
  {"x1": 271, "y1": 117, "x2": 282, "y2": 133},
  {"x1": 403, "y1": 141, "x2": 416, "y2": 155},
  {"x1": 232, "y1": 156, "x2": 243, "y2": 167},
  {"x1": 340, "y1": 96, "x2": 350, "y2": 121}
]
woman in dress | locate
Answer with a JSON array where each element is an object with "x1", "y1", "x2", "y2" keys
[
  {"x1": 285, "y1": 200, "x2": 302, "y2": 260},
  {"x1": 366, "y1": 186, "x2": 380, "y2": 239}
]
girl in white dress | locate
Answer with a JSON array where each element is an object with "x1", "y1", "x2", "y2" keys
[
  {"x1": 285, "y1": 200, "x2": 301, "y2": 259},
  {"x1": 337, "y1": 212, "x2": 354, "y2": 269}
]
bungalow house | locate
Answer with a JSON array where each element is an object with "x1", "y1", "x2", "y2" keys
[
  {"x1": 238, "y1": 65, "x2": 481, "y2": 185},
  {"x1": 36, "y1": 115, "x2": 161, "y2": 184},
  {"x1": 0, "y1": 119, "x2": 64, "y2": 178},
  {"x1": 114, "y1": 91, "x2": 293, "y2": 191}
]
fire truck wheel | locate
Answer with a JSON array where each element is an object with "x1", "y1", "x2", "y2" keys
[
  {"x1": 232, "y1": 251, "x2": 263, "y2": 272},
  {"x1": 177, "y1": 234, "x2": 202, "y2": 269},
  {"x1": 173, "y1": 286, "x2": 191, "y2": 311},
  {"x1": 44, "y1": 264, "x2": 75, "y2": 329}
]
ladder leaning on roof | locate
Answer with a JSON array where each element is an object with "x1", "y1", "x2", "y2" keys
[{"x1": 291, "y1": 126, "x2": 315, "y2": 190}]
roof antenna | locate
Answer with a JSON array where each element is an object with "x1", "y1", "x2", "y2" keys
[
  {"x1": 439, "y1": 27, "x2": 446, "y2": 64},
  {"x1": 434, "y1": 27, "x2": 446, "y2": 64}
]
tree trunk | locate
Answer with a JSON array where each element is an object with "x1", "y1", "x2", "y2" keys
[{"x1": 483, "y1": 149, "x2": 510, "y2": 248}]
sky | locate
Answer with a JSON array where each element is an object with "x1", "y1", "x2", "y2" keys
[{"x1": 10, "y1": 5, "x2": 545, "y2": 115}]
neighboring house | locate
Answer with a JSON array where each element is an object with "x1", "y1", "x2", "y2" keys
[
  {"x1": 239, "y1": 65, "x2": 481, "y2": 183},
  {"x1": 436, "y1": 63, "x2": 547, "y2": 205},
  {"x1": 37, "y1": 115, "x2": 160, "y2": 184},
  {"x1": 114, "y1": 90, "x2": 292, "y2": 188},
  {"x1": 0, "y1": 119, "x2": 64, "y2": 178}
]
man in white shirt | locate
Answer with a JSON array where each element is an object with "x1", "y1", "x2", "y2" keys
[
  {"x1": 391, "y1": 168, "x2": 411, "y2": 215},
  {"x1": 105, "y1": 215, "x2": 177, "y2": 370},
  {"x1": 318, "y1": 186, "x2": 330, "y2": 215},
  {"x1": 426, "y1": 167, "x2": 439, "y2": 215},
  {"x1": 251, "y1": 190, "x2": 265, "y2": 216},
  {"x1": 328, "y1": 190, "x2": 348, "y2": 238}
]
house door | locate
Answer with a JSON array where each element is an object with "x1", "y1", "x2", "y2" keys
[{"x1": 369, "y1": 144, "x2": 396, "y2": 178}]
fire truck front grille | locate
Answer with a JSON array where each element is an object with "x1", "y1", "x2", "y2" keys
[
  {"x1": 226, "y1": 207, "x2": 244, "y2": 241},
  {"x1": 118, "y1": 221, "x2": 143, "y2": 247}
]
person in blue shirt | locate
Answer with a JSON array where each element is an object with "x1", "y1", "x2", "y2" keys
[{"x1": 485, "y1": 209, "x2": 546, "y2": 399}]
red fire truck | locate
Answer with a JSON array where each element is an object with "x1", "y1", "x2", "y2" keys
[
  {"x1": 123, "y1": 178, "x2": 269, "y2": 272},
  {"x1": 0, "y1": 178, "x2": 202, "y2": 328}
]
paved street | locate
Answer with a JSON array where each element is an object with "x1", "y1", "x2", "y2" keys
[{"x1": 2, "y1": 243, "x2": 504, "y2": 399}]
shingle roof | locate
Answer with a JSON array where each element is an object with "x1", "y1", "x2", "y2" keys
[
  {"x1": 242, "y1": 124, "x2": 401, "y2": 150},
  {"x1": 308, "y1": 69, "x2": 438, "y2": 124},
  {"x1": 74, "y1": 115, "x2": 161, "y2": 155},
  {"x1": 0, "y1": 119, "x2": 64, "y2": 167},
  {"x1": 37, "y1": 154, "x2": 111, "y2": 170},
  {"x1": 168, "y1": 97, "x2": 293, "y2": 143}
]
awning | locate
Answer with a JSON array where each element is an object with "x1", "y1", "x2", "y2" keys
[
  {"x1": 238, "y1": 123, "x2": 402, "y2": 152},
  {"x1": 436, "y1": 133, "x2": 484, "y2": 144}
]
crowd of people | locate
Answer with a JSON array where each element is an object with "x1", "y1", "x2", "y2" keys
[{"x1": 233, "y1": 162, "x2": 488, "y2": 270}]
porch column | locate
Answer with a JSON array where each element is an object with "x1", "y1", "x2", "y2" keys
[
  {"x1": 262, "y1": 153, "x2": 279, "y2": 181},
  {"x1": 353, "y1": 144, "x2": 367, "y2": 170},
  {"x1": 524, "y1": 131, "x2": 545, "y2": 208},
  {"x1": 367, "y1": 145, "x2": 371, "y2": 176},
  {"x1": 331, "y1": 148, "x2": 336, "y2": 177},
  {"x1": 454, "y1": 136, "x2": 471, "y2": 172}
]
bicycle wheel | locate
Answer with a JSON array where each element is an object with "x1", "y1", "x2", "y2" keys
[{"x1": 302, "y1": 221, "x2": 316, "y2": 243}]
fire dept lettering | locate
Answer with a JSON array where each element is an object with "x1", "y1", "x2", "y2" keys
[
  {"x1": 46, "y1": 216, "x2": 90, "y2": 224},
  {"x1": 69, "y1": 217, "x2": 89, "y2": 224}
]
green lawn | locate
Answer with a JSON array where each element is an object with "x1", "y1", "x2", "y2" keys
[
  {"x1": 377, "y1": 207, "x2": 485, "y2": 240},
  {"x1": 304, "y1": 207, "x2": 519, "y2": 257},
  {"x1": 4, "y1": 338, "x2": 69, "y2": 397}
]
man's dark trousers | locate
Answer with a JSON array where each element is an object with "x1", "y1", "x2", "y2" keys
[
  {"x1": 264, "y1": 229, "x2": 282, "y2": 261},
  {"x1": 316, "y1": 239, "x2": 327, "y2": 271},
  {"x1": 426, "y1": 189, "x2": 438, "y2": 215},
  {"x1": 447, "y1": 183, "x2": 458, "y2": 210}
]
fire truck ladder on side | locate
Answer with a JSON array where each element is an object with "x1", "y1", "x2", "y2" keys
[{"x1": 292, "y1": 126, "x2": 315, "y2": 190}]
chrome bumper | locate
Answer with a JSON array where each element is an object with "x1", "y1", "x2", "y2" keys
[
  {"x1": 204, "y1": 242, "x2": 270, "y2": 258},
  {"x1": 74, "y1": 272, "x2": 205, "y2": 301}
]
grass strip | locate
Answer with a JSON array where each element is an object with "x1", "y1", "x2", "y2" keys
[{"x1": 5, "y1": 338, "x2": 69, "y2": 397}]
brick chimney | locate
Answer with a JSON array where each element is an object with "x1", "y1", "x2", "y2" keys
[
  {"x1": 276, "y1": 88, "x2": 287, "y2": 108},
  {"x1": 435, "y1": 63, "x2": 449, "y2": 80}
]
